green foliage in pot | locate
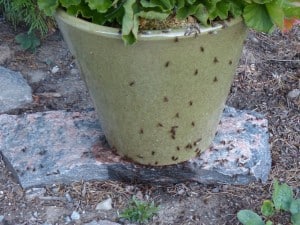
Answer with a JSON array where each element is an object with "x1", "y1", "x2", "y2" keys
[
  {"x1": 0, "y1": 0, "x2": 54, "y2": 51},
  {"x1": 38, "y1": 0, "x2": 300, "y2": 44},
  {"x1": 237, "y1": 180, "x2": 300, "y2": 225}
]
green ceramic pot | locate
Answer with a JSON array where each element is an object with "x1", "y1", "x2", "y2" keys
[{"x1": 55, "y1": 10, "x2": 247, "y2": 166}]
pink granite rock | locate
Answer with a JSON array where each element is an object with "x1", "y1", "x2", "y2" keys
[{"x1": 0, "y1": 107, "x2": 270, "y2": 189}]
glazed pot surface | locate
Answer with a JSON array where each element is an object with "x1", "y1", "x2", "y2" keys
[{"x1": 55, "y1": 10, "x2": 247, "y2": 165}]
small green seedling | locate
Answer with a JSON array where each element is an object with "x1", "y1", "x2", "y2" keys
[
  {"x1": 237, "y1": 180, "x2": 300, "y2": 225},
  {"x1": 15, "y1": 31, "x2": 40, "y2": 52},
  {"x1": 119, "y1": 196, "x2": 159, "y2": 224},
  {"x1": 1, "y1": 0, "x2": 52, "y2": 51}
]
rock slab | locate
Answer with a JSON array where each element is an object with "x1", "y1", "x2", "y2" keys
[
  {"x1": 0, "y1": 66, "x2": 32, "y2": 113},
  {"x1": 0, "y1": 107, "x2": 271, "y2": 189}
]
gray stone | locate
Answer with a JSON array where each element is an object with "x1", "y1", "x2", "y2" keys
[
  {"x1": 25, "y1": 187, "x2": 46, "y2": 200},
  {"x1": 27, "y1": 70, "x2": 47, "y2": 83},
  {"x1": 287, "y1": 89, "x2": 300, "y2": 99},
  {"x1": 65, "y1": 193, "x2": 73, "y2": 202},
  {"x1": 51, "y1": 65, "x2": 59, "y2": 74},
  {"x1": 0, "y1": 215, "x2": 4, "y2": 223},
  {"x1": 0, "y1": 107, "x2": 271, "y2": 189},
  {"x1": 65, "y1": 216, "x2": 71, "y2": 223},
  {"x1": 0, "y1": 66, "x2": 32, "y2": 113},
  {"x1": 96, "y1": 198, "x2": 113, "y2": 211},
  {"x1": 0, "y1": 44, "x2": 13, "y2": 65},
  {"x1": 70, "y1": 211, "x2": 80, "y2": 220},
  {"x1": 70, "y1": 68, "x2": 80, "y2": 75},
  {"x1": 84, "y1": 220, "x2": 121, "y2": 225},
  {"x1": 45, "y1": 206, "x2": 69, "y2": 223}
]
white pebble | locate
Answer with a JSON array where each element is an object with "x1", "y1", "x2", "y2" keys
[
  {"x1": 288, "y1": 89, "x2": 300, "y2": 99},
  {"x1": 70, "y1": 68, "x2": 79, "y2": 75},
  {"x1": 51, "y1": 66, "x2": 59, "y2": 74},
  {"x1": 33, "y1": 211, "x2": 38, "y2": 217},
  {"x1": 65, "y1": 193, "x2": 72, "y2": 202},
  {"x1": 65, "y1": 216, "x2": 71, "y2": 223},
  {"x1": 96, "y1": 198, "x2": 113, "y2": 211},
  {"x1": 71, "y1": 211, "x2": 80, "y2": 220}
]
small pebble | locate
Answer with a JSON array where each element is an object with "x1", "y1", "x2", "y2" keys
[
  {"x1": 250, "y1": 64, "x2": 256, "y2": 71},
  {"x1": 65, "y1": 193, "x2": 72, "y2": 202},
  {"x1": 249, "y1": 35, "x2": 259, "y2": 44},
  {"x1": 211, "y1": 187, "x2": 220, "y2": 193},
  {"x1": 135, "y1": 191, "x2": 143, "y2": 200},
  {"x1": 70, "y1": 68, "x2": 79, "y2": 75},
  {"x1": 96, "y1": 198, "x2": 113, "y2": 211},
  {"x1": 125, "y1": 185, "x2": 134, "y2": 193},
  {"x1": 71, "y1": 211, "x2": 80, "y2": 220},
  {"x1": 177, "y1": 189, "x2": 185, "y2": 195},
  {"x1": 28, "y1": 70, "x2": 46, "y2": 83},
  {"x1": 33, "y1": 211, "x2": 38, "y2": 218},
  {"x1": 0, "y1": 215, "x2": 4, "y2": 222},
  {"x1": 84, "y1": 220, "x2": 121, "y2": 225},
  {"x1": 51, "y1": 66, "x2": 59, "y2": 74},
  {"x1": 0, "y1": 44, "x2": 13, "y2": 64},
  {"x1": 287, "y1": 89, "x2": 300, "y2": 99},
  {"x1": 65, "y1": 216, "x2": 71, "y2": 223},
  {"x1": 222, "y1": 185, "x2": 229, "y2": 191},
  {"x1": 51, "y1": 187, "x2": 60, "y2": 193},
  {"x1": 25, "y1": 188, "x2": 46, "y2": 200}
]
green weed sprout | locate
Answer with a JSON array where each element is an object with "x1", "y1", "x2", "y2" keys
[
  {"x1": 238, "y1": 180, "x2": 300, "y2": 225},
  {"x1": 119, "y1": 196, "x2": 159, "y2": 224}
]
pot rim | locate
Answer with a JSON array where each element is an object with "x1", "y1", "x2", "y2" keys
[{"x1": 55, "y1": 9, "x2": 244, "y2": 41}]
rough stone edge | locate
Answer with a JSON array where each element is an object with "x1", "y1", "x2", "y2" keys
[{"x1": 0, "y1": 107, "x2": 271, "y2": 189}]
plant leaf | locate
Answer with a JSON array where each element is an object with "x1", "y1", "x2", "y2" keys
[
  {"x1": 248, "y1": 0, "x2": 273, "y2": 3},
  {"x1": 59, "y1": 0, "x2": 81, "y2": 8},
  {"x1": 193, "y1": 4, "x2": 209, "y2": 26},
  {"x1": 137, "y1": 11, "x2": 169, "y2": 20},
  {"x1": 266, "y1": 221, "x2": 273, "y2": 225},
  {"x1": 283, "y1": 1, "x2": 300, "y2": 18},
  {"x1": 243, "y1": 3, "x2": 275, "y2": 33},
  {"x1": 209, "y1": 1, "x2": 231, "y2": 20},
  {"x1": 86, "y1": 0, "x2": 113, "y2": 13},
  {"x1": 261, "y1": 200, "x2": 275, "y2": 217},
  {"x1": 290, "y1": 199, "x2": 300, "y2": 215},
  {"x1": 66, "y1": 1, "x2": 107, "y2": 25},
  {"x1": 140, "y1": 0, "x2": 175, "y2": 12},
  {"x1": 176, "y1": 4, "x2": 199, "y2": 19},
  {"x1": 122, "y1": 0, "x2": 139, "y2": 45},
  {"x1": 266, "y1": 0, "x2": 285, "y2": 29},
  {"x1": 237, "y1": 210, "x2": 265, "y2": 225},
  {"x1": 272, "y1": 180, "x2": 293, "y2": 211},
  {"x1": 15, "y1": 32, "x2": 40, "y2": 52},
  {"x1": 37, "y1": 0, "x2": 59, "y2": 16},
  {"x1": 291, "y1": 213, "x2": 300, "y2": 225},
  {"x1": 119, "y1": 196, "x2": 159, "y2": 223}
]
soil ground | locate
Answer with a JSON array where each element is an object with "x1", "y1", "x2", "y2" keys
[{"x1": 0, "y1": 15, "x2": 299, "y2": 225}]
